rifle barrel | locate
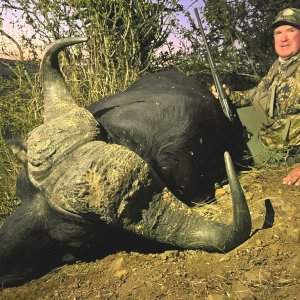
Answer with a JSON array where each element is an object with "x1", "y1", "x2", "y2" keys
[{"x1": 194, "y1": 8, "x2": 233, "y2": 122}]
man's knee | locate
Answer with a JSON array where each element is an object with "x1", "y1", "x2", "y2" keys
[{"x1": 236, "y1": 106, "x2": 260, "y2": 136}]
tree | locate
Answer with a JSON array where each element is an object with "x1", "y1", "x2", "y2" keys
[{"x1": 0, "y1": 0, "x2": 181, "y2": 100}]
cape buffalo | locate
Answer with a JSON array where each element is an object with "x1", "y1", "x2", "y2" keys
[{"x1": 0, "y1": 37, "x2": 251, "y2": 287}]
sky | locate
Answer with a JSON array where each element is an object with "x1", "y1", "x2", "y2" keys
[
  {"x1": 177, "y1": 2, "x2": 204, "y2": 28},
  {"x1": 166, "y1": 0, "x2": 205, "y2": 50},
  {"x1": 0, "y1": 0, "x2": 205, "y2": 59}
]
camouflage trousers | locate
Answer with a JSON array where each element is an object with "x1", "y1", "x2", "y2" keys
[{"x1": 236, "y1": 106, "x2": 300, "y2": 166}]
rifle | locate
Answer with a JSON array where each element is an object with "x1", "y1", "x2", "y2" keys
[{"x1": 194, "y1": 8, "x2": 233, "y2": 123}]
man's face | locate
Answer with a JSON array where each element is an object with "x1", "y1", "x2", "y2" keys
[{"x1": 274, "y1": 25, "x2": 300, "y2": 60}]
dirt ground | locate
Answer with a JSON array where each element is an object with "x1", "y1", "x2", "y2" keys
[{"x1": 0, "y1": 166, "x2": 299, "y2": 300}]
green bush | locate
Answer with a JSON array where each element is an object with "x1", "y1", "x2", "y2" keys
[{"x1": 0, "y1": 63, "x2": 42, "y2": 219}]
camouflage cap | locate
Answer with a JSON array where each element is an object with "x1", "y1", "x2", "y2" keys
[{"x1": 272, "y1": 7, "x2": 300, "y2": 29}]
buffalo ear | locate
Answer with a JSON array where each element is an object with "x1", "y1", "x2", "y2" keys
[{"x1": 6, "y1": 139, "x2": 28, "y2": 164}]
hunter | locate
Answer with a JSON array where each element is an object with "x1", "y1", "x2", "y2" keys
[{"x1": 211, "y1": 6, "x2": 300, "y2": 185}]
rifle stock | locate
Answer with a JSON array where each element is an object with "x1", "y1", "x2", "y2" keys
[{"x1": 194, "y1": 8, "x2": 233, "y2": 122}]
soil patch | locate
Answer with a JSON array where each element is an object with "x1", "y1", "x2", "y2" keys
[{"x1": 0, "y1": 167, "x2": 299, "y2": 300}]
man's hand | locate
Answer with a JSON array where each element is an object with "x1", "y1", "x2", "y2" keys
[
  {"x1": 210, "y1": 84, "x2": 231, "y2": 99},
  {"x1": 283, "y1": 164, "x2": 300, "y2": 185}
]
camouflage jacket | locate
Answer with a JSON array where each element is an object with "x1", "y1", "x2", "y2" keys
[{"x1": 230, "y1": 53, "x2": 300, "y2": 150}]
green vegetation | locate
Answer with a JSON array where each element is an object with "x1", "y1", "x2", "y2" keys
[{"x1": 0, "y1": 63, "x2": 42, "y2": 218}]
